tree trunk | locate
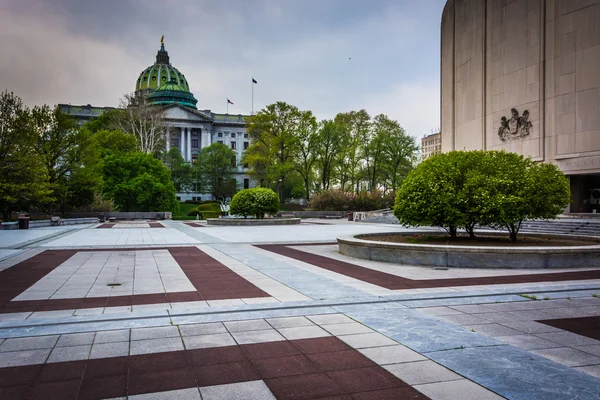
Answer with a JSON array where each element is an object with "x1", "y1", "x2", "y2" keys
[{"x1": 449, "y1": 225, "x2": 457, "y2": 239}]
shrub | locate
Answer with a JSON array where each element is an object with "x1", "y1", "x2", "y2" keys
[
  {"x1": 200, "y1": 211, "x2": 221, "y2": 219},
  {"x1": 308, "y1": 190, "x2": 396, "y2": 211},
  {"x1": 230, "y1": 188, "x2": 279, "y2": 219},
  {"x1": 394, "y1": 150, "x2": 570, "y2": 242},
  {"x1": 196, "y1": 203, "x2": 221, "y2": 212},
  {"x1": 186, "y1": 208, "x2": 201, "y2": 216}
]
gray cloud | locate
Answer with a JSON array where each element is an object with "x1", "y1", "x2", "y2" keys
[{"x1": 0, "y1": 0, "x2": 446, "y2": 137}]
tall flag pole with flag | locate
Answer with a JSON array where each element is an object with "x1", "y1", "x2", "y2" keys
[
  {"x1": 227, "y1": 98, "x2": 233, "y2": 114},
  {"x1": 252, "y1": 77, "x2": 257, "y2": 115}
]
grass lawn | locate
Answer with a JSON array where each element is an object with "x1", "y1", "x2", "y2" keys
[{"x1": 173, "y1": 203, "x2": 198, "y2": 220}]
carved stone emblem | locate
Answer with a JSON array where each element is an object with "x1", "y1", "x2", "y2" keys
[{"x1": 498, "y1": 108, "x2": 532, "y2": 141}]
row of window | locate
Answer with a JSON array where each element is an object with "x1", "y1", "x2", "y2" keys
[
  {"x1": 217, "y1": 132, "x2": 249, "y2": 139},
  {"x1": 171, "y1": 140, "x2": 249, "y2": 150}
]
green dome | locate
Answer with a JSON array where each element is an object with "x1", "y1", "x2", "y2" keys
[
  {"x1": 146, "y1": 80, "x2": 198, "y2": 109},
  {"x1": 135, "y1": 44, "x2": 190, "y2": 92}
]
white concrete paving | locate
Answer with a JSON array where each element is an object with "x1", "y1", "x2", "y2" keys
[
  {"x1": 14, "y1": 249, "x2": 196, "y2": 301},
  {"x1": 41, "y1": 227, "x2": 199, "y2": 247}
]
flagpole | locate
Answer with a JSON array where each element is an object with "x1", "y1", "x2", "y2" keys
[
  {"x1": 251, "y1": 79, "x2": 254, "y2": 115},
  {"x1": 227, "y1": 99, "x2": 228, "y2": 114}
]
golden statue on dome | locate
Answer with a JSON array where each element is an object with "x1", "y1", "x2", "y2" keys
[{"x1": 160, "y1": 34, "x2": 164, "y2": 46}]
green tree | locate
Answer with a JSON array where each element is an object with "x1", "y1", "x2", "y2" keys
[
  {"x1": 472, "y1": 152, "x2": 570, "y2": 242},
  {"x1": 93, "y1": 129, "x2": 138, "y2": 157},
  {"x1": 82, "y1": 109, "x2": 124, "y2": 133},
  {"x1": 380, "y1": 122, "x2": 418, "y2": 193},
  {"x1": 334, "y1": 110, "x2": 370, "y2": 192},
  {"x1": 163, "y1": 148, "x2": 192, "y2": 192},
  {"x1": 314, "y1": 120, "x2": 344, "y2": 191},
  {"x1": 394, "y1": 151, "x2": 571, "y2": 241},
  {"x1": 197, "y1": 143, "x2": 237, "y2": 199},
  {"x1": 394, "y1": 151, "x2": 489, "y2": 239},
  {"x1": 102, "y1": 152, "x2": 178, "y2": 212},
  {"x1": 230, "y1": 187, "x2": 279, "y2": 219},
  {"x1": 32, "y1": 106, "x2": 101, "y2": 215},
  {"x1": 245, "y1": 102, "x2": 302, "y2": 202},
  {"x1": 293, "y1": 110, "x2": 318, "y2": 199},
  {"x1": 0, "y1": 91, "x2": 51, "y2": 220}
]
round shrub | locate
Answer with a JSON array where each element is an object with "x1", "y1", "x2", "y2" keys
[
  {"x1": 230, "y1": 188, "x2": 279, "y2": 219},
  {"x1": 186, "y1": 207, "x2": 201, "y2": 216}
]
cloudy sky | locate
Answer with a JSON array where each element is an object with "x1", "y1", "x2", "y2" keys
[{"x1": 0, "y1": 0, "x2": 446, "y2": 138}]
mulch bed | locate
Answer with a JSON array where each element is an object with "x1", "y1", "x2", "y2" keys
[{"x1": 359, "y1": 233, "x2": 599, "y2": 247}]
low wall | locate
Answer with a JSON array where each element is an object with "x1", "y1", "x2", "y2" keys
[
  {"x1": 338, "y1": 232, "x2": 600, "y2": 269},
  {"x1": 104, "y1": 212, "x2": 172, "y2": 220},
  {"x1": 207, "y1": 218, "x2": 301, "y2": 226},
  {"x1": 1, "y1": 217, "x2": 98, "y2": 230},
  {"x1": 276, "y1": 211, "x2": 346, "y2": 219}
]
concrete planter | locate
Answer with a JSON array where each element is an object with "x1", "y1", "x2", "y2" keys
[
  {"x1": 338, "y1": 232, "x2": 600, "y2": 269},
  {"x1": 207, "y1": 218, "x2": 301, "y2": 226}
]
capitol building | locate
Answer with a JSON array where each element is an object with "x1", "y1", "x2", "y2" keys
[{"x1": 60, "y1": 39, "x2": 253, "y2": 200}]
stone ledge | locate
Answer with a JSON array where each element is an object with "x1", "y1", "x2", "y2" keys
[
  {"x1": 337, "y1": 232, "x2": 600, "y2": 269},
  {"x1": 207, "y1": 218, "x2": 301, "y2": 226}
]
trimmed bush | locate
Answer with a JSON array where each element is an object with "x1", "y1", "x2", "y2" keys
[
  {"x1": 186, "y1": 208, "x2": 201, "y2": 217},
  {"x1": 230, "y1": 188, "x2": 279, "y2": 219},
  {"x1": 394, "y1": 150, "x2": 570, "y2": 242},
  {"x1": 200, "y1": 211, "x2": 221, "y2": 219}
]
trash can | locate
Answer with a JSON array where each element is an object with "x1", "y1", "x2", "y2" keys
[
  {"x1": 18, "y1": 213, "x2": 30, "y2": 229},
  {"x1": 98, "y1": 213, "x2": 106, "y2": 223},
  {"x1": 347, "y1": 211, "x2": 354, "y2": 221}
]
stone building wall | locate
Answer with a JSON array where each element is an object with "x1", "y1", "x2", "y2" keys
[{"x1": 441, "y1": 0, "x2": 600, "y2": 176}]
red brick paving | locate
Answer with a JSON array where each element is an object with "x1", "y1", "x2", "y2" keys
[
  {"x1": 0, "y1": 337, "x2": 429, "y2": 399},
  {"x1": 0, "y1": 247, "x2": 268, "y2": 313},
  {"x1": 148, "y1": 222, "x2": 165, "y2": 228},
  {"x1": 184, "y1": 222, "x2": 204, "y2": 227},
  {"x1": 257, "y1": 244, "x2": 600, "y2": 290},
  {"x1": 537, "y1": 316, "x2": 600, "y2": 340},
  {"x1": 95, "y1": 223, "x2": 114, "y2": 228}
]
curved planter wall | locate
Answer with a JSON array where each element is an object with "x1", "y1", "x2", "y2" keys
[
  {"x1": 207, "y1": 218, "x2": 301, "y2": 226},
  {"x1": 338, "y1": 233, "x2": 600, "y2": 269}
]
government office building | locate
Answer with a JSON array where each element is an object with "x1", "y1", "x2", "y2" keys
[{"x1": 441, "y1": 0, "x2": 600, "y2": 213}]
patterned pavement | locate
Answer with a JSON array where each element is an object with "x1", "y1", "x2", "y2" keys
[{"x1": 0, "y1": 219, "x2": 598, "y2": 399}]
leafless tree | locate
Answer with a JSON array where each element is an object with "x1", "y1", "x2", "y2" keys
[{"x1": 114, "y1": 93, "x2": 166, "y2": 154}]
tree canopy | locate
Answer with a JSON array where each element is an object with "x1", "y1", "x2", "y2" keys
[
  {"x1": 394, "y1": 150, "x2": 571, "y2": 241},
  {"x1": 197, "y1": 143, "x2": 237, "y2": 200}
]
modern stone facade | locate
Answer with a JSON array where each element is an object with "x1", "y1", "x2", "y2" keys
[
  {"x1": 441, "y1": 0, "x2": 600, "y2": 213},
  {"x1": 421, "y1": 132, "x2": 442, "y2": 160}
]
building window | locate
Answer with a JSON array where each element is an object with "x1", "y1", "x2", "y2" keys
[
  {"x1": 218, "y1": 132, "x2": 223, "y2": 138},
  {"x1": 192, "y1": 139, "x2": 198, "y2": 148},
  {"x1": 174, "y1": 139, "x2": 179, "y2": 147},
  {"x1": 231, "y1": 132, "x2": 236, "y2": 138},
  {"x1": 243, "y1": 142, "x2": 249, "y2": 150},
  {"x1": 218, "y1": 140, "x2": 223, "y2": 145},
  {"x1": 192, "y1": 154, "x2": 198, "y2": 164},
  {"x1": 231, "y1": 142, "x2": 236, "y2": 150},
  {"x1": 243, "y1": 163, "x2": 249, "y2": 169},
  {"x1": 231, "y1": 156, "x2": 237, "y2": 167},
  {"x1": 244, "y1": 133, "x2": 248, "y2": 139},
  {"x1": 244, "y1": 178, "x2": 250, "y2": 189}
]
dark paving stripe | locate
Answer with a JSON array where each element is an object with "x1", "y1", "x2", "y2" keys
[
  {"x1": 169, "y1": 247, "x2": 270, "y2": 300},
  {"x1": 0, "y1": 247, "x2": 269, "y2": 313},
  {"x1": 0, "y1": 250, "x2": 77, "y2": 313},
  {"x1": 184, "y1": 222, "x2": 204, "y2": 228},
  {"x1": 257, "y1": 244, "x2": 600, "y2": 290},
  {"x1": 537, "y1": 316, "x2": 600, "y2": 340},
  {"x1": 148, "y1": 223, "x2": 165, "y2": 228},
  {"x1": 95, "y1": 224, "x2": 114, "y2": 229},
  {"x1": 0, "y1": 337, "x2": 429, "y2": 400}
]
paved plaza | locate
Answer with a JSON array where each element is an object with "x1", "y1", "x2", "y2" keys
[{"x1": 0, "y1": 219, "x2": 599, "y2": 399}]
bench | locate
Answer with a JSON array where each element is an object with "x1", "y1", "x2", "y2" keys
[
  {"x1": 279, "y1": 212, "x2": 294, "y2": 218},
  {"x1": 108, "y1": 217, "x2": 117, "y2": 222},
  {"x1": 51, "y1": 216, "x2": 63, "y2": 226}
]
